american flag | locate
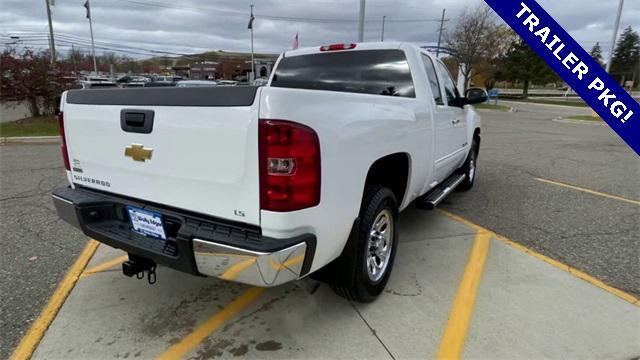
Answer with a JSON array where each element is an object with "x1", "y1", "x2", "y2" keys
[
  {"x1": 83, "y1": 0, "x2": 91, "y2": 19},
  {"x1": 292, "y1": 32, "x2": 299, "y2": 49},
  {"x1": 247, "y1": 13, "x2": 254, "y2": 29}
]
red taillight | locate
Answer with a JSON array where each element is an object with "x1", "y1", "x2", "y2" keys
[
  {"x1": 320, "y1": 43, "x2": 357, "y2": 51},
  {"x1": 58, "y1": 112, "x2": 70, "y2": 171},
  {"x1": 259, "y1": 119, "x2": 320, "y2": 212}
]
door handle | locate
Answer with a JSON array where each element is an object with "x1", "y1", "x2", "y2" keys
[
  {"x1": 452, "y1": 118, "x2": 461, "y2": 125},
  {"x1": 121, "y1": 109, "x2": 154, "y2": 134}
]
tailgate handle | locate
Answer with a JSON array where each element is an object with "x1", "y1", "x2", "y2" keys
[{"x1": 121, "y1": 109, "x2": 154, "y2": 134}]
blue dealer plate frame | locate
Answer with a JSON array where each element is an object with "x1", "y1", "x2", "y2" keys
[{"x1": 127, "y1": 206, "x2": 167, "y2": 240}]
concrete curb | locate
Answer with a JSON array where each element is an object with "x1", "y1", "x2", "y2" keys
[
  {"x1": 0, "y1": 136, "x2": 60, "y2": 145},
  {"x1": 476, "y1": 105, "x2": 516, "y2": 113},
  {"x1": 501, "y1": 100, "x2": 590, "y2": 110},
  {"x1": 552, "y1": 117, "x2": 606, "y2": 126}
]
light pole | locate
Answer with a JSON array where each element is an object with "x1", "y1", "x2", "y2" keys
[
  {"x1": 606, "y1": 0, "x2": 624, "y2": 73},
  {"x1": 381, "y1": 16, "x2": 386, "y2": 42},
  {"x1": 358, "y1": 0, "x2": 365, "y2": 42}
]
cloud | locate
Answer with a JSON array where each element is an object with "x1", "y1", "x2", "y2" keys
[{"x1": 1, "y1": 0, "x2": 638, "y2": 59}]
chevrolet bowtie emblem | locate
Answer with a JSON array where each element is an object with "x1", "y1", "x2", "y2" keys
[{"x1": 124, "y1": 144, "x2": 153, "y2": 162}]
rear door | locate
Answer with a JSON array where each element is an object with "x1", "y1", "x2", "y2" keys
[
  {"x1": 434, "y1": 60, "x2": 468, "y2": 179},
  {"x1": 421, "y1": 54, "x2": 457, "y2": 182},
  {"x1": 63, "y1": 87, "x2": 262, "y2": 225}
]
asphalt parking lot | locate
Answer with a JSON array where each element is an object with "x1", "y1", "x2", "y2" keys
[
  {"x1": 1, "y1": 144, "x2": 88, "y2": 359},
  {"x1": 1, "y1": 101, "x2": 639, "y2": 359}
]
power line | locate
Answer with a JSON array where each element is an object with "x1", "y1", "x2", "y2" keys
[
  {"x1": 116, "y1": 0, "x2": 444, "y2": 24},
  {"x1": 6, "y1": 31, "x2": 215, "y2": 54},
  {"x1": 3, "y1": 31, "x2": 201, "y2": 57},
  {"x1": 4, "y1": 36, "x2": 172, "y2": 57}
]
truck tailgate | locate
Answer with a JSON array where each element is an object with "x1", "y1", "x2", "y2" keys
[{"x1": 62, "y1": 87, "x2": 261, "y2": 225}]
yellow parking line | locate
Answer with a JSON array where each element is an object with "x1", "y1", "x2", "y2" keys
[
  {"x1": 81, "y1": 254, "x2": 128, "y2": 278},
  {"x1": 270, "y1": 254, "x2": 305, "y2": 271},
  {"x1": 10, "y1": 240, "x2": 100, "y2": 360},
  {"x1": 437, "y1": 230, "x2": 492, "y2": 360},
  {"x1": 437, "y1": 209, "x2": 640, "y2": 307},
  {"x1": 155, "y1": 287, "x2": 265, "y2": 360},
  {"x1": 535, "y1": 177, "x2": 640, "y2": 206},
  {"x1": 220, "y1": 258, "x2": 256, "y2": 280}
]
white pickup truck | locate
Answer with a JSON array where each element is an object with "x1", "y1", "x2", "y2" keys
[{"x1": 53, "y1": 42, "x2": 486, "y2": 302}]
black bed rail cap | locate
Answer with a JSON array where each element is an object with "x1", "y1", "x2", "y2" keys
[{"x1": 66, "y1": 86, "x2": 259, "y2": 107}]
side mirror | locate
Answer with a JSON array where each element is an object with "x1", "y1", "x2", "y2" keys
[{"x1": 464, "y1": 88, "x2": 488, "y2": 105}]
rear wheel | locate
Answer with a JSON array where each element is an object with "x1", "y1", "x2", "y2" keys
[
  {"x1": 330, "y1": 185, "x2": 398, "y2": 302},
  {"x1": 457, "y1": 139, "x2": 478, "y2": 191}
]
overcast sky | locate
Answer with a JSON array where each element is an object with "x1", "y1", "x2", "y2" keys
[{"x1": 1, "y1": 0, "x2": 639, "y2": 60}]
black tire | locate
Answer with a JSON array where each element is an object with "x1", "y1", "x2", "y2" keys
[
  {"x1": 456, "y1": 139, "x2": 478, "y2": 191},
  {"x1": 329, "y1": 185, "x2": 399, "y2": 303}
]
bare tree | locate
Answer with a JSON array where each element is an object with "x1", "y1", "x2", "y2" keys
[{"x1": 446, "y1": 5, "x2": 503, "y2": 90}]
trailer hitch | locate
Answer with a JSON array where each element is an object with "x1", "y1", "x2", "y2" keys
[{"x1": 122, "y1": 255, "x2": 157, "y2": 284}]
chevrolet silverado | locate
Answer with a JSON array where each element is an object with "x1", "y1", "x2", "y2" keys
[{"x1": 53, "y1": 42, "x2": 486, "y2": 302}]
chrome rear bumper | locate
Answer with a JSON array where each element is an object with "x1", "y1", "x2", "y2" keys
[
  {"x1": 52, "y1": 186, "x2": 316, "y2": 286},
  {"x1": 193, "y1": 239, "x2": 307, "y2": 287}
]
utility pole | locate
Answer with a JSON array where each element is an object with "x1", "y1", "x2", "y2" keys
[
  {"x1": 84, "y1": 0, "x2": 97, "y2": 74},
  {"x1": 436, "y1": 8, "x2": 446, "y2": 57},
  {"x1": 45, "y1": 0, "x2": 55, "y2": 64},
  {"x1": 71, "y1": 44, "x2": 77, "y2": 74},
  {"x1": 358, "y1": 0, "x2": 365, "y2": 42},
  {"x1": 606, "y1": 0, "x2": 624, "y2": 73},
  {"x1": 381, "y1": 16, "x2": 386, "y2": 42}
]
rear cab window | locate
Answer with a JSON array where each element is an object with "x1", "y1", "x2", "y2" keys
[
  {"x1": 421, "y1": 54, "x2": 443, "y2": 105},
  {"x1": 435, "y1": 61, "x2": 461, "y2": 105},
  {"x1": 271, "y1": 49, "x2": 415, "y2": 98}
]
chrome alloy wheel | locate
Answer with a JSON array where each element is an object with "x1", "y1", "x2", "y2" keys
[
  {"x1": 366, "y1": 209, "x2": 394, "y2": 282},
  {"x1": 468, "y1": 152, "x2": 476, "y2": 182}
]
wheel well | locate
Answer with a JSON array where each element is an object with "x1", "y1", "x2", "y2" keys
[
  {"x1": 473, "y1": 128, "x2": 481, "y2": 153},
  {"x1": 364, "y1": 153, "x2": 410, "y2": 205}
]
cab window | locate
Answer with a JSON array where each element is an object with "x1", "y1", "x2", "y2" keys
[
  {"x1": 421, "y1": 54, "x2": 443, "y2": 105},
  {"x1": 435, "y1": 61, "x2": 461, "y2": 105}
]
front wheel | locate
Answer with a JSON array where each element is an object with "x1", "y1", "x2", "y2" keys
[
  {"x1": 457, "y1": 139, "x2": 478, "y2": 191},
  {"x1": 330, "y1": 185, "x2": 399, "y2": 303}
]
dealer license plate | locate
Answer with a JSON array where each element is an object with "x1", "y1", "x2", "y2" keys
[{"x1": 127, "y1": 206, "x2": 167, "y2": 240}]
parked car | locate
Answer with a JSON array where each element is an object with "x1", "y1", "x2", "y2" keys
[
  {"x1": 79, "y1": 78, "x2": 117, "y2": 89},
  {"x1": 176, "y1": 80, "x2": 218, "y2": 87},
  {"x1": 124, "y1": 81, "x2": 147, "y2": 88},
  {"x1": 143, "y1": 76, "x2": 182, "y2": 87},
  {"x1": 53, "y1": 42, "x2": 485, "y2": 302},
  {"x1": 117, "y1": 75, "x2": 151, "y2": 87},
  {"x1": 216, "y1": 80, "x2": 238, "y2": 86},
  {"x1": 117, "y1": 75, "x2": 150, "y2": 83},
  {"x1": 155, "y1": 76, "x2": 182, "y2": 83},
  {"x1": 253, "y1": 77, "x2": 269, "y2": 86},
  {"x1": 234, "y1": 75, "x2": 248, "y2": 83}
]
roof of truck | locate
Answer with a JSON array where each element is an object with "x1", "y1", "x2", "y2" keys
[{"x1": 283, "y1": 41, "x2": 413, "y2": 58}]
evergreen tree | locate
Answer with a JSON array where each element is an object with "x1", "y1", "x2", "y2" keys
[
  {"x1": 609, "y1": 26, "x2": 640, "y2": 83},
  {"x1": 589, "y1": 42, "x2": 604, "y2": 67},
  {"x1": 495, "y1": 39, "x2": 558, "y2": 99}
]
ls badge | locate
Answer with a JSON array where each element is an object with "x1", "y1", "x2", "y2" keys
[{"x1": 124, "y1": 144, "x2": 153, "y2": 162}]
